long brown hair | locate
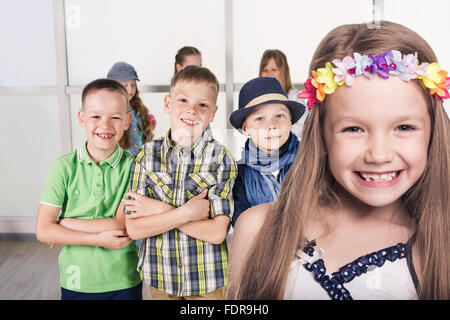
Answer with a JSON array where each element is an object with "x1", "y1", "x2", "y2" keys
[
  {"x1": 233, "y1": 21, "x2": 450, "y2": 300},
  {"x1": 119, "y1": 87, "x2": 154, "y2": 149},
  {"x1": 259, "y1": 49, "x2": 293, "y2": 94}
]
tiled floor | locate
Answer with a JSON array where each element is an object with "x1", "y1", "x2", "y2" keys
[{"x1": 0, "y1": 232, "x2": 233, "y2": 300}]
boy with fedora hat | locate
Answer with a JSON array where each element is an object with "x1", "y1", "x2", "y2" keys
[{"x1": 229, "y1": 76, "x2": 306, "y2": 227}]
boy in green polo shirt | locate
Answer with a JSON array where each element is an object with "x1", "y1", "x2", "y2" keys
[{"x1": 36, "y1": 78, "x2": 142, "y2": 300}]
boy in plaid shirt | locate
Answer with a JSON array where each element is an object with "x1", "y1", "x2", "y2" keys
[{"x1": 124, "y1": 66, "x2": 237, "y2": 299}]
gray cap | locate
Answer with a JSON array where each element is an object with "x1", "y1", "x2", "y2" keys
[{"x1": 107, "y1": 61, "x2": 140, "y2": 82}]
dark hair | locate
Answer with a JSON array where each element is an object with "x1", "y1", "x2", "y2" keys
[
  {"x1": 174, "y1": 46, "x2": 201, "y2": 75},
  {"x1": 81, "y1": 78, "x2": 128, "y2": 107},
  {"x1": 170, "y1": 65, "x2": 219, "y2": 99},
  {"x1": 81, "y1": 78, "x2": 130, "y2": 148}
]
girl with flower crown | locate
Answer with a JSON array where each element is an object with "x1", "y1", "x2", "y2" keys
[{"x1": 228, "y1": 21, "x2": 450, "y2": 300}]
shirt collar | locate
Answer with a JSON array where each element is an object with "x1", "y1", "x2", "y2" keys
[
  {"x1": 77, "y1": 142, "x2": 124, "y2": 168},
  {"x1": 162, "y1": 125, "x2": 213, "y2": 158}
]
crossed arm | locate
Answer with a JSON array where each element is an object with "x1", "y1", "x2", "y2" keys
[
  {"x1": 124, "y1": 190, "x2": 231, "y2": 245},
  {"x1": 35, "y1": 202, "x2": 132, "y2": 250}
]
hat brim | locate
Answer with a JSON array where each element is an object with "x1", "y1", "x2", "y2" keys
[
  {"x1": 108, "y1": 75, "x2": 140, "y2": 82},
  {"x1": 229, "y1": 99, "x2": 306, "y2": 129}
]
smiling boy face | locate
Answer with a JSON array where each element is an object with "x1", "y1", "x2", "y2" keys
[
  {"x1": 164, "y1": 80, "x2": 218, "y2": 148},
  {"x1": 242, "y1": 103, "x2": 293, "y2": 155},
  {"x1": 78, "y1": 89, "x2": 131, "y2": 163}
]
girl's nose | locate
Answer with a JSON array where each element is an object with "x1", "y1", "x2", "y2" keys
[{"x1": 364, "y1": 134, "x2": 394, "y2": 164}]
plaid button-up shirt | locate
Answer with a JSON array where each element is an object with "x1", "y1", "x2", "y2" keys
[{"x1": 128, "y1": 126, "x2": 237, "y2": 296}]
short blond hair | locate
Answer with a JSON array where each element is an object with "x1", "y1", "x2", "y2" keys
[{"x1": 170, "y1": 65, "x2": 219, "y2": 101}]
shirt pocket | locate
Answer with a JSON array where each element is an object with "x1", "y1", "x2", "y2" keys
[
  {"x1": 146, "y1": 172, "x2": 173, "y2": 203},
  {"x1": 186, "y1": 171, "x2": 218, "y2": 197}
]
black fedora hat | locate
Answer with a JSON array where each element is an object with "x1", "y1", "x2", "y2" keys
[{"x1": 229, "y1": 77, "x2": 306, "y2": 129}]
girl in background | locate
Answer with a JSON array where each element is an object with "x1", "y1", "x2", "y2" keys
[
  {"x1": 108, "y1": 61, "x2": 155, "y2": 155},
  {"x1": 229, "y1": 21, "x2": 450, "y2": 300},
  {"x1": 259, "y1": 49, "x2": 308, "y2": 139},
  {"x1": 174, "y1": 46, "x2": 202, "y2": 75}
]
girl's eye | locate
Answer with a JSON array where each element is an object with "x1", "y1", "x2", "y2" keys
[
  {"x1": 276, "y1": 113, "x2": 285, "y2": 118},
  {"x1": 343, "y1": 126, "x2": 362, "y2": 133},
  {"x1": 91, "y1": 116, "x2": 100, "y2": 119},
  {"x1": 199, "y1": 103, "x2": 209, "y2": 108},
  {"x1": 112, "y1": 117, "x2": 121, "y2": 120},
  {"x1": 255, "y1": 116, "x2": 264, "y2": 121},
  {"x1": 397, "y1": 124, "x2": 414, "y2": 131}
]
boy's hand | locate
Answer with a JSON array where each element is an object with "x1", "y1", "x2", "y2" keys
[
  {"x1": 182, "y1": 189, "x2": 210, "y2": 221},
  {"x1": 96, "y1": 230, "x2": 132, "y2": 250},
  {"x1": 124, "y1": 191, "x2": 167, "y2": 218}
]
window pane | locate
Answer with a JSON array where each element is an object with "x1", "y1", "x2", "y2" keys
[
  {"x1": 0, "y1": 0, "x2": 56, "y2": 87},
  {"x1": 65, "y1": 0, "x2": 226, "y2": 86},
  {"x1": 384, "y1": 0, "x2": 450, "y2": 68},
  {"x1": 233, "y1": 0, "x2": 373, "y2": 85},
  {"x1": 0, "y1": 96, "x2": 60, "y2": 216}
]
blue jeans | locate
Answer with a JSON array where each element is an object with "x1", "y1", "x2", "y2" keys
[{"x1": 61, "y1": 282, "x2": 142, "y2": 300}]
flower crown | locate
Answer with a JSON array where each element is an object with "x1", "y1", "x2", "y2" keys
[{"x1": 298, "y1": 50, "x2": 450, "y2": 110}]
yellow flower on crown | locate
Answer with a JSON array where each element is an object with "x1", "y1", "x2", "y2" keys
[
  {"x1": 316, "y1": 62, "x2": 339, "y2": 94},
  {"x1": 418, "y1": 62, "x2": 449, "y2": 97}
]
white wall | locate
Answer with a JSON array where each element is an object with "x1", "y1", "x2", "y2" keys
[{"x1": 1, "y1": 0, "x2": 450, "y2": 221}]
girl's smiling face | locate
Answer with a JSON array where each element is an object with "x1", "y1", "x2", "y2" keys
[
  {"x1": 120, "y1": 79, "x2": 137, "y2": 101},
  {"x1": 323, "y1": 76, "x2": 431, "y2": 208}
]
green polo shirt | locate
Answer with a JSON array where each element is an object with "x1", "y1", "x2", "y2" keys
[{"x1": 40, "y1": 143, "x2": 141, "y2": 293}]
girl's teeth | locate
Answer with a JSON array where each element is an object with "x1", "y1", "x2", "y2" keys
[{"x1": 360, "y1": 172, "x2": 397, "y2": 182}]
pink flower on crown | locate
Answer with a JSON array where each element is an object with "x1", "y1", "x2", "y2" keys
[
  {"x1": 298, "y1": 77, "x2": 319, "y2": 111},
  {"x1": 332, "y1": 56, "x2": 356, "y2": 86}
]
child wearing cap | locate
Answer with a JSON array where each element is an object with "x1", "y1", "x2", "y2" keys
[
  {"x1": 36, "y1": 79, "x2": 142, "y2": 299},
  {"x1": 123, "y1": 65, "x2": 237, "y2": 299},
  {"x1": 229, "y1": 77, "x2": 306, "y2": 227},
  {"x1": 107, "y1": 61, "x2": 156, "y2": 156}
]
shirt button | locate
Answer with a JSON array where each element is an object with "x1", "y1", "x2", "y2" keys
[
  {"x1": 134, "y1": 144, "x2": 137, "y2": 148},
  {"x1": 133, "y1": 128, "x2": 136, "y2": 132}
]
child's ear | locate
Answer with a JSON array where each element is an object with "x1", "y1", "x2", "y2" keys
[
  {"x1": 163, "y1": 95, "x2": 171, "y2": 113},
  {"x1": 241, "y1": 122, "x2": 249, "y2": 136},
  {"x1": 77, "y1": 109, "x2": 85, "y2": 127},
  {"x1": 209, "y1": 105, "x2": 218, "y2": 122}
]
